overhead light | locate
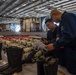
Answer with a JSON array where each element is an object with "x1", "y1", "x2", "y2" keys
[
  {"x1": 3, "y1": 0, "x2": 5, "y2": 1},
  {"x1": 22, "y1": 4, "x2": 26, "y2": 6},
  {"x1": 15, "y1": 8, "x2": 19, "y2": 10},
  {"x1": 57, "y1": 8, "x2": 61, "y2": 10},
  {"x1": 50, "y1": 4, "x2": 54, "y2": 7},
  {"x1": 10, "y1": 11, "x2": 13, "y2": 13},
  {"x1": 32, "y1": 0, "x2": 35, "y2": 1}
]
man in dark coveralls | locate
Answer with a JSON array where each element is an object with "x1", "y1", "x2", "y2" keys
[
  {"x1": 45, "y1": 9, "x2": 76, "y2": 74},
  {"x1": 41, "y1": 19, "x2": 59, "y2": 57},
  {"x1": 41, "y1": 19, "x2": 58, "y2": 45}
]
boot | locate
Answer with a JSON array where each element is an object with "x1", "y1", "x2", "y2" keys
[
  {"x1": 37, "y1": 59, "x2": 45, "y2": 75},
  {"x1": 44, "y1": 58, "x2": 58, "y2": 75},
  {"x1": 50, "y1": 60, "x2": 58, "y2": 75},
  {"x1": 0, "y1": 47, "x2": 11, "y2": 73},
  {"x1": 44, "y1": 64, "x2": 50, "y2": 75},
  {"x1": 0, "y1": 43, "x2": 2, "y2": 60},
  {"x1": 2, "y1": 47, "x2": 23, "y2": 75}
]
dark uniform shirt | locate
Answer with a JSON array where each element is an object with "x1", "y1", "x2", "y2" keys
[
  {"x1": 47, "y1": 26, "x2": 58, "y2": 43},
  {"x1": 54, "y1": 11, "x2": 76, "y2": 49},
  {"x1": 45, "y1": 26, "x2": 58, "y2": 57},
  {"x1": 53, "y1": 11, "x2": 76, "y2": 74}
]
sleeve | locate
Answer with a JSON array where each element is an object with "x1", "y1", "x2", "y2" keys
[{"x1": 53, "y1": 14, "x2": 76, "y2": 49}]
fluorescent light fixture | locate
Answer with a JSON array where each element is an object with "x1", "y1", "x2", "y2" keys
[
  {"x1": 22, "y1": 4, "x2": 26, "y2": 6},
  {"x1": 57, "y1": 8, "x2": 61, "y2": 10},
  {"x1": 15, "y1": 8, "x2": 19, "y2": 10},
  {"x1": 50, "y1": 4, "x2": 54, "y2": 7},
  {"x1": 32, "y1": 0, "x2": 35, "y2": 1},
  {"x1": 10, "y1": 11, "x2": 13, "y2": 13},
  {"x1": 3, "y1": 0, "x2": 6, "y2": 1}
]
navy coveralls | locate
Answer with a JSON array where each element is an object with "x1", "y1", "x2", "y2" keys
[
  {"x1": 54, "y1": 11, "x2": 76, "y2": 74},
  {"x1": 45, "y1": 26, "x2": 58, "y2": 57},
  {"x1": 47, "y1": 26, "x2": 58, "y2": 43}
]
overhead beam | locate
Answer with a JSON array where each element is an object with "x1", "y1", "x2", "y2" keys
[
  {"x1": 9, "y1": 0, "x2": 52, "y2": 16},
  {"x1": 0, "y1": 0, "x2": 27, "y2": 15},
  {"x1": 0, "y1": 0, "x2": 13, "y2": 12}
]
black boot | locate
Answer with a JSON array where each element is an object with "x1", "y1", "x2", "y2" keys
[
  {"x1": 44, "y1": 64, "x2": 50, "y2": 75},
  {"x1": 37, "y1": 59, "x2": 45, "y2": 75},
  {"x1": 44, "y1": 58, "x2": 58, "y2": 75},
  {"x1": 2, "y1": 47, "x2": 23, "y2": 75},
  {"x1": 0, "y1": 43, "x2": 2, "y2": 60},
  {"x1": 0, "y1": 47, "x2": 11, "y2": 73}
]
